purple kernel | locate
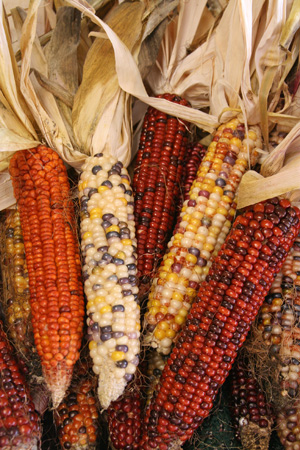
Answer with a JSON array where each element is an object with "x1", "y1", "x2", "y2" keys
[
  {"x1": 223, "y1": 155, "x2": 236, "y2": 165},
  {"x1": 198, "y1": 190, "x2": 210, "y2": 198},
  {"x1": 125, "y1": 373, "x2": 133, "y2": 381},
  {"x1": 100, "y1": 326, "x2": 112, "y2": 333},
  {"x1": 101, "y1": 332, "x2": 112, "y2": 341},
  {"x1": 116, "y1": 360, "x2": 128, "y2": 368},
  {"x1": 102, "y1": 213, "x2": 114, "y2": 221},
  {"x1": 123, "y1": 290, "x2": 132, "y2": 296},
  {"x1": 171, "y1": 263, "x2": 182, "y2": 273},
  {"x1": 188, "y1": 247, "x2": 200, "y2": 257},
  {"x1": 197, "y1": 257, "x2": 207, "y2": 267},
  {"x1": 116, "y1": 345, "x2": 128, "y2": 352},
  {"x1": 101, "y1": 180, "x2": 112, "y2": 188},
  {"x1": 102, "y1": 221, "x2": 112, "y2": 229},
  {"x1": 119, "y1": 277, "x2": 129, "y2": 285},
  {"x1": 112, "y1": 305, "x2": 125, "y2": 312},
  {"x1": 216, "y1": 178, "x2": 226, "y2": 187},
  {"x1": 188, "y1": 200, "x2": 196, "y2": 207}
]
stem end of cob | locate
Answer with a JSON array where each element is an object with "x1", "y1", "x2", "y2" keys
[
  {"x1": 44, "y1": 366, "x2": 73, "y2": 408},
  {"x1": 97, "y1": 362, "x2": 127, "y2": 409}
]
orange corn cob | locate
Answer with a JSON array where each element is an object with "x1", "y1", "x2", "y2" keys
[
  {"x1": 140, "y1": 198, "x2": 300, "y2": 449},
  {"x1": 0, "y1": 320, "x2": 41, "y2": 449},
  {"x1": 9, "y1": 146, "x2": 85, "y2": 407},
  {"x1": 55, "y1": 364, "x2": 99, "y2": 450}
]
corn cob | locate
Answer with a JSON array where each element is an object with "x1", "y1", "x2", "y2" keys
[
  {"x1": 55, "y1": 364, "x2": 99, "y2": 450},
  {"x1": 9, "y1": 146, "x2": 85, "y2": 408},
  {"x1": 146, "y1": 350, "x2": 167, "y2": 405},
  {"x1": 144, "y1": 119, "x2": 262, "y2": 355},
  {"x1": 0, "y1": 320, "x2": 41, "y2": 449},
  {"x1": 257, "y1": 231, "x2": 300, "y2": 400},
  {"x1": 140, "y1": 197, "x2": 300, "y2": 450},
  {"x1": 0, "y1": 210, "x2": 41, "y2": 370},
  {"x1": 107, "y1": 386, "x2": 142, "y2": 450},
  {"x1": 230, "y1": 361, "x2": 273, "y2": 450},
  {"x1": 181, "y1": 141, "x2": 206, "y2": 204},
  {"x1": 277, "y1": 401, "x2": 300, "y2": 449},
  {"x1": 133, "y1": 94, "x2": 190, "y2": 286},
  {"x1": 79, "y1": 152, "x2": 140, "y2": 408}
]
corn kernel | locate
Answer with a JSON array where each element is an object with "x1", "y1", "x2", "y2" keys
[
  {"x1": 178, "y1": 308, "x2": 188, "y2": 317},
  {"x1": 154, "y1": 329, "x2": 166, "y2": 340},
  {"x1": 120, "y1": 197, "x2": 128, "y2": 205},
  {"x1": 159, "y1": 306, "x2": 168, "y2": 315},
  {"x1": 165, "y1": 329, "x2": 176, "y2": 339},
  {"x1": 174, "y1": 315, "x2": 185, "y2": 325},
  {"x1": 98, "y1": 185, "x2": 109, "y2": 193},
  {"x1": 111, "y1": 351, "x2": 125, "y2": 361},
  {"x1": 89, "y1": 341, "x2": 97, "y2": 350},
  {"x1": 90, "y1": 207, "x2": 102, "y2": 218},
  {"x1": 107, "y1": 225, "x2": 120, "y2": 233},
  {"x1": 230, "y1": 137, "x2": 242, "y2": 148},
  {"x1": 83, "y1": 231, "x2": 92, "y2": 240},
  {"x1": 186, "y1": 253, "x2": 198, "y2": 264},
  {"x1": 100, "y1": 305, "x2": 112, "y2": 314},
  {"x1": 172, "y1": 291, "x2": 183, "y2": 301},
  {"x1": 247, "y1": 130, "x2": 257, "y2": 141},
  {"x1": 149, "y1": 307, "x2": 159, "y2": 316},
  {"x1": 121, "y1": 239, "x2": 132, "y2": 246},
  {"x1": 216, "y1": 206, "x2": 228, "y2": 216},
  {"x1": 116, "y1": 251, "x2": 126, "y2": 260},
  {"x1": 166, "y1": 273, "x2": 179, "y2": 283}
]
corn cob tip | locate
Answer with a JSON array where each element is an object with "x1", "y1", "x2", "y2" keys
[
  {"x1": 240, "y1": 422, "x2": 272, "y2": 450},
  {"x1": 97, "y1": 361, "x2": 127, "y2": 409},
  {"x1": 44, "y1": 367, "x2": 73, "y2": 409}
]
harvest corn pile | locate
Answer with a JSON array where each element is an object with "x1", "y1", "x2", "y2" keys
[{"x1": 0, "y1": 0, "x2": 300, "y2": 449}]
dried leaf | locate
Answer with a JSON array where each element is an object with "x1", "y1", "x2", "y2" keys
[
  {"x1": 0, "y1": 173, "x2": 16, "y2": 210},
  {"x1": 72, "y1": 1, "x2": 145, "y2": 164},
  {"x1": 20, "y1": 0, "x2": 85, "y2": 168}
]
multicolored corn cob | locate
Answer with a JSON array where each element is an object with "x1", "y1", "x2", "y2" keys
[
  {"x1": 231, "y1": 361, "x2": 273, "y2": 450},
  {"x1": 256, "y1": 231, "x2": 300, "y2": 400},
  {"x1": 79, "y1": 152, "x2": 140, "y2": 408},
  {"x1": 9, "y1": 146, "x2": 85, "y2": 408},
  {"x1": 55, "y1": 364, "x2": 99, "y2": 450},
  {"x1": 0, "y1": 320, "x2": 41, "y2": 449},
  {"x1": 0, "y1": 210, "x2": 36, "y2": 361},
  {"x1": 143, "y1": 119, "x2": 262, "y2": 355},
  {"x1": 133, "y1": 94, "x2": 190, "y2": 286},
  {"x1": 107, "y1": 386, "x2": 142, "y2": 450},
  {"x1": 140, "y1": 197, "x2": 300, "y2": 450},
  {"x1": 277, "y1": 402, "x2": 300, "y2": 449}
]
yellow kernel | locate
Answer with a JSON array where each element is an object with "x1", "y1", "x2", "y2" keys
[
  {"x1": 82, "y1": 181, "x2": 88, "y2": 189},
  {"x1": 182, "y1": 206, "x2": 187, "y2": 212},
  {"x1": 159, "y1": 306, "x2": 168, "y2": 315},
  {"x1": 98, "y1": 186, "x2": 109, "y2": 193},
  {"x1": 202, "y1": 266, "x2": 209, "y2": 276},
  {"x1": 247, "y1": 130, "x2": 257, "y2": 141},
  {"x1": 178, "y1": 308, "x2": 188, "y2": 317},
  {"x1": 121, "y1": 239, "x2": 132, "y2": 246},
  {"x1": 204, "y1": 178, "x2": 215, "y2": 186},
  {"x1": 173, "y1": 240, "x2": 182, "y2": 247},
  {"x1": 190, "y1": 218, "x2": 201, "y2": 227},
  {"x1": 165, "y1": 329, "x2": 176, "y2": 339},
  {"x1": 236, "y1": 158, "x2": 248, "y2": 167},
  {"x1": 174, "y1": 233, "x2": 183, "y2": 241},
  {"x1": 152, "y1": 300, "x2": 161, "y2": 307},
  {"x1": 186, "y1": 288, "x2": 196, "y2": 297},
  {"x1": 209, "y1": 225, "x2": 221, "y2": 236},
  {"x1": 154, "y1": 329, "x2": 166, "y2": 340},
  {"x1": 116, "y1": 251, "x2": 126, "y2": 259},
  {"x1": 178, "y1": 277, "x2": 189, "y2": 287},
  {"x1": 203, "y1": 243, "x2": 214, "y2": 252},
  {"x1": 89, "y1": 341, "x2": 97, "y2": 350},
  {"x1": 174, "y1": 315, "x2": 185, "y2": 325},
  {"x1": 149, "y1": 307, "x2": 159, "y2": 316},
  {"x1": 123, "y1": 179, "x2": 130, "y2": 185},
  {"x1": 90, "y1": 207, "x2": 102, "y2": 217},
  {"x1": 182, "y1": 214, "x2": 190, "y2": 222},
  {"x1": 216, "y1": 207, "x2": 228, "y2": 216},
  {"x1": 159, "y1": 271, "x2": 168, "y2": 280},
  {"x1": 221, "y1": 195, "x2": 232, "y2": 204},
  {"x1": 166, "y1": 273, "x2": 179, "y2": 283},
  {"x1": 212, "y1": 186, "x2": 224, "y2": 195},
  {"x1": 120, "y1": 197, "x2": 128, "y2": 205},
  {"x1": 100, "y1": 305, "x2": 112, "y2": 314},
  {"x1": 172, "y1": 291, "x2": 183, "y2": 301},
  {"x1": 205, "y1": 207, "x2": 216, "y2": 217},
  {"x1": 136, "y1": 322, "x2": 141, "y2": 331},
  {"x1": 164, "y1": 257, "x2": 174, "y2": 267},
  {"x1": 158, "y1": 321, "x2": 169, "y2": 330},
  {"x1": 111, "y1": 351, "x2": 125, "y2": 361},
  {"x1": 78, "y1": 182, "x2": 84, "y2": 192},
  {"x1": 230, "y1": 137, "x2": 242, "y2": 148},
  {"x1": 107, "y1": 225, "x2": 120, "y2": 233},
  {"x1": 189, "y1": 193, "x2": 198, "y2": 200},
  {"x1": 186, "y1": 224, "x2": 198, "y2": 233},
  {"x1": 186, "y1": 253, "x2": 197, "y2": 264},
  {"x1": 83, "y1": 231, "x2": 92, "y2": 240},
  {"x1": 94, "y1": 296, "x2": 105, "y2": 303},
  {"x1": 202, "y1": 185, "x2": 213, "y2": 193},
  {"x1": 86, "y1": 300, "x2": 94, "y2": 310},
  {"x1": 229, "y1": 208, "x2": 236, "y2": 216}
]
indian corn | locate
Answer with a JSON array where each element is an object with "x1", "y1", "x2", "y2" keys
[
  {"x1": 9, "y1": 146, "x2": 85, "y2": 408},
  {"x1": 79, "y1": 152, "x2": 140, "y2": 408},
  {"x1": 144, "y1": 119, "x2": 262, "y2": 355},
  {"x1": 140, "y1": 197, "x2": 300, "y2": 449}
]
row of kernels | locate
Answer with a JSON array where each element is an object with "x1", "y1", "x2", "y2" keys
[
  {"x1": 80, "y1": 153, "x2": 140, "y2": 407},
  {"x1": 277, "y1": 402, "x2": 300, "y2": 450},
  {"x1": 144, "y1": 122, "x2": 260, "y2": 354}
]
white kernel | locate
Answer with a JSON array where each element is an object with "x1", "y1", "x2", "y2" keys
[
  {"x1": 115, "y1": 368, "x2": 126, "y2": 379},
  {"x1": 92, "y1": 365, "x2": 101, "y2": 375}
]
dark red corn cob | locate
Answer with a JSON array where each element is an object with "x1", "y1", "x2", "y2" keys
[
  {"x1": 55, "y1": 367, "x2": 99, "y2": 450},
  {"x1": 181, "y1": 141, "x2": 206, "y2": 203},
  {"x1": 0, "y1": 321, "x2": 41, "y2": 449},
  {"x1": 231, "y1": 361, "x2": 273, "y2": 450},
  {"x1": 140, "y1": 198, "x2": 300, "y2": 450},
  {"x1": 133, "y1": 94, "x2": 190, "y2": 285},
  {"x1": 107, "y1": 386, "x2": 142, "y2": 450}
]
